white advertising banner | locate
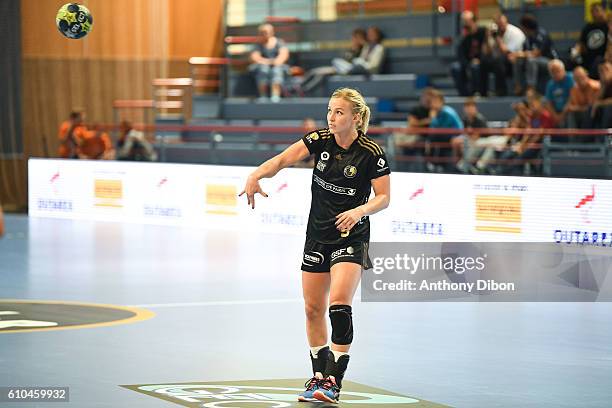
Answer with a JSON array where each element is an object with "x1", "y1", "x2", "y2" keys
[{"x1": 28, "y1": 159, "x2": 612, "y2": 244}]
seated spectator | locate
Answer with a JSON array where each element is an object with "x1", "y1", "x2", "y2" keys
[
  {"x1": 571, "y1": 2, "x2": 608, "y2": 78},
  {"x1": 450, "y1": 11, "x2": 487, "y2": 96},
  {"x1": 426, "y1": 89, "x2": 464, "y2": 172},
  {"x1": 249, "y1": 23, "x2": 290, "y2": 102},
  {"x1": 499, "y1": 94, "x2": 553, "y2": 175},
  {"x1": 565, "y1": 66, "x2": 600, "y2": 130},
  {"x1": 544, "y1": 59, "x2": 574, "y2": 125},
  {"x1": 592, "y1": 61, "x2": 612, "y2": 128},
  {"x1": 454, "y1": 98, "x2": 489, "y2": 172},
  {"x1": 300, "y1": 28, "x2": 367, "y2": 94},
  {"x1": 57, "y1": 110, "x2": 87, "y2": 159},
  {"x1": 394, "y1": 87, "x2": 435, "y2": 160},
  {"x1": 79, "y1": 125, "x2": 114, "y2": 160},
  {"x1": 510, "y1": 14, "x2": 558, "y2": 95},
  {"x1": 117, "y1": 121, "x2": 158, "y2": 162},
  {"x1": 480, "y1": 13, "x2": 526, "y2": 96},
  {"x1": 332, "y1": 26, "x2": 385, "y2": 75},
  {"x1": 478, "y1": 101, "x2": 531, "y2": 174}
]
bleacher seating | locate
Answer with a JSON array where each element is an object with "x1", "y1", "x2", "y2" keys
[{"x1": 108, "y1": 2, "x2": 612, "y2": 179}]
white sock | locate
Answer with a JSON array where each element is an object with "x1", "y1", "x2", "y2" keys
[
  {"x1": 310, "y1": 345, "x2": 328, "y2": 359},
  {"x1": 330, "y1": 349, "x2": 349, "y2": 362}
]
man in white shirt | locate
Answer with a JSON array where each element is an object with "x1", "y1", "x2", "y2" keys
[{"x1": 480, "y1": 13, "x2": 526, "y2": 96}]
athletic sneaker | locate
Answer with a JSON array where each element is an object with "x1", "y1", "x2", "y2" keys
[
  {"x1": 297, "y1": 376, "x2": 320, "y2": 402},
  {"x1": 313, "y1": 377, "x2": 340, "y2": 403}
]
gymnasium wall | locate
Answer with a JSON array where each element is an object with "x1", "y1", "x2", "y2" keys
[{"x1": 1, "y1": 0, "x2": 223, "y2": 209}]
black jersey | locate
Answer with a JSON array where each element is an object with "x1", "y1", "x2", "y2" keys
[{"x1": 301, "y1": 128, "x2": 390, "y2": 244}]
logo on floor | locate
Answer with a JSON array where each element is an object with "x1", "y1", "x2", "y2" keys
[
  {"x1": 122, "y1": 379, "x2": 449, "y2": 407},
  {"x1": 0, "y1": 300, "x2": 154, "y2": 333}
]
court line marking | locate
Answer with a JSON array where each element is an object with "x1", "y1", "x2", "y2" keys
[
  {"x1": 0, "y1": 299, "x2": 155, "y2": 333},
  {"x1": 131, "y1": 298, "x2": 303, "y2": 308}
]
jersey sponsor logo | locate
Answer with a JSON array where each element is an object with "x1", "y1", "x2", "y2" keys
[
  {"x1": 303, "y1": 251, "x2": 325, "y2": 265},
  {"x1": 313, "y1": 175, "x2": 356, "y2": 196},
  {"x1": 321, "y1": 152, "x2": 330, "y2": 161},
  {"x1": 331, "y1": 246, "x2": 356, "y2": 260},
  {"x1": 316, "y1": 160, "x2": 326, "y2": 172},
  {"x1": 376, "y1": 157, "x2": 389, "y2": 173},
  {"x1": 343, "y1": 165, "x2": 357, "y2": 178},
  {"x1": 305, "y1": 132, "x2": 319, "y2": 143}
]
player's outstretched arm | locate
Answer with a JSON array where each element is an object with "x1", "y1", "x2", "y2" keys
[{"x1": 239, "y1": 140, "x2": 310, "y2": 209}]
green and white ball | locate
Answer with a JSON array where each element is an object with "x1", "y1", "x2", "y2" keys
[{"x1": 56, "y1": 3, "x2": 93, "y2": 39}]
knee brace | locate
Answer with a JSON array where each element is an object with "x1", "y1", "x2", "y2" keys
[{"x1": 329, "y1": 304, "x2": 353, "y2": 345}]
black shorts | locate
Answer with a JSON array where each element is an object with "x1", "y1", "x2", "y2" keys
[{"x1": 301, "y1": 237, "x2": 372, "y2": 273}]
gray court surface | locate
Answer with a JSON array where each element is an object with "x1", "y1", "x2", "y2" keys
[{"x1": 1, "y1": 214, "x2": 611, "y2": 407}]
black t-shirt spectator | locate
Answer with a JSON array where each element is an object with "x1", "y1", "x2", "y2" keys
[
  {"x1": 409, "y1": 105, "x2": 430, "y2": 120},
  {"x1": 523, "y1": 28, "x2": 558, "y2": 59},
  {"x1": 580, "y1": 22, "x2": 608, "y2": 67},
  {"x1": 458, "y1": 27, "x2": 487, "y2": 64},
  {"x1": 463, "y1": 113, "x2": 487, "y2": 129}
]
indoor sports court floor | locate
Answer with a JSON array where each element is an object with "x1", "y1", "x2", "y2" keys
[{"x1": 1, "y1": 214, "x2": 611, "y2": 407}]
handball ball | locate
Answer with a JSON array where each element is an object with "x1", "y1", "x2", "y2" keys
[{"x1": 56, "y1": 3, "x2": 93, "y2": 39}]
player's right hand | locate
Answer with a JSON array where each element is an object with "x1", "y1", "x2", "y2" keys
[{"x1": 239, "y1": 175, "x2": 268, "y2": 209}]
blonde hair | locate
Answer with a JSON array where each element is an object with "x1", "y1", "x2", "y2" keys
[{"x1": 330, "y1": 87, "x2": 371, "y2": 134}]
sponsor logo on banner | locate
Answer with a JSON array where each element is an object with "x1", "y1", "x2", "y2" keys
[
  {"x1": 206, "y1": 184, "x2": 237, "y2": 215},
  {"x1": 475, "y1": 195, "x2": 522, "y2": 234},
  {"x1": 392, "y1": 186, "x2": 445, "y2": 236},
  {"x1": 260, "y1": 180, "x2": 306, "y2": 227},
  {"x1": 94, "y1": 179, "x2": 123, "y2": 208},
  {"x1": 143, "y1": 177, "x2": 182, "y2": 218},
  {"x1": 36, "y1": 171, "x2": 74, "y2": 212},
  {"x1": 575, "y1": 185, "x2": 596, "y2": 224},
  {"x1": 553, "y1": 185, "x2": 611, "y2": 246}
]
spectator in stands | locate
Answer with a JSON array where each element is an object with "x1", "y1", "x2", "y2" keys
[
  {"x1": 394, "y1": 87, "x2": 435, "y2": 159},
  {"x1": 450, "y1": 11, "x2": 487, "y2": 96},
  {"x1": 565, "y1": 66, "x2": 600, "y2": 130},
  {"x1": 499, "y1": 94, "x2": 553, "y2": 174},
  {"x1": 250, "y1": 23, "x2": 290, "y2": 102},
  {"x1": 300, "y1": 28, "x2": 367, "y2": 94},
  {"x1": 78, "y1": 124, "x2": 114, "y2": 160},
  {"x1": 480, "y1": 13, "x2": 526, "y2": 96},
  {"x1": 454, "y1": 98, "x2": 488, "y2": 172},
  {"x1": 592, "y1": 61, "x2": 612, "y2": 128},
  {"x1": 477, "y1": 101, "x2": 531, "y2": 174},
  {"x1": 510, "y1": 14, "x2": 558, "y2": 95},
  {"x1": 426, "y1": 89, "x2": 464, "y2": 172},
  {"x1": 544, "y1": 59, "x2": 574, "y2": 125},
  {"x1": 57, "y1": 110, "x2": 87, "y2": 159},
  {"x1": 116, "y1": 121, "x2": 158, "y2": 162},
  {"x1": 571, "y1": 2, "x2": 608, "y2": 78},
  {"x1": 332, "y1": 26, "x2": 385, "y2": 75}
]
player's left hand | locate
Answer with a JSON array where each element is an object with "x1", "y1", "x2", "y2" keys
[{"x1": 335, "y1": 207, "x2": 365, "y2": 232}]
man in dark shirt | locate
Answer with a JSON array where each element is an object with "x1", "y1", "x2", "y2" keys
[
  {"x1": 573, "y1": 2, "x2": 608, "y2": 78},
  {"x1": 450, "y1": 11, "x2": 488, "y2": 96},
  {"x1": 510, "y1": 14, "x2": 558, "y2": 95}
]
